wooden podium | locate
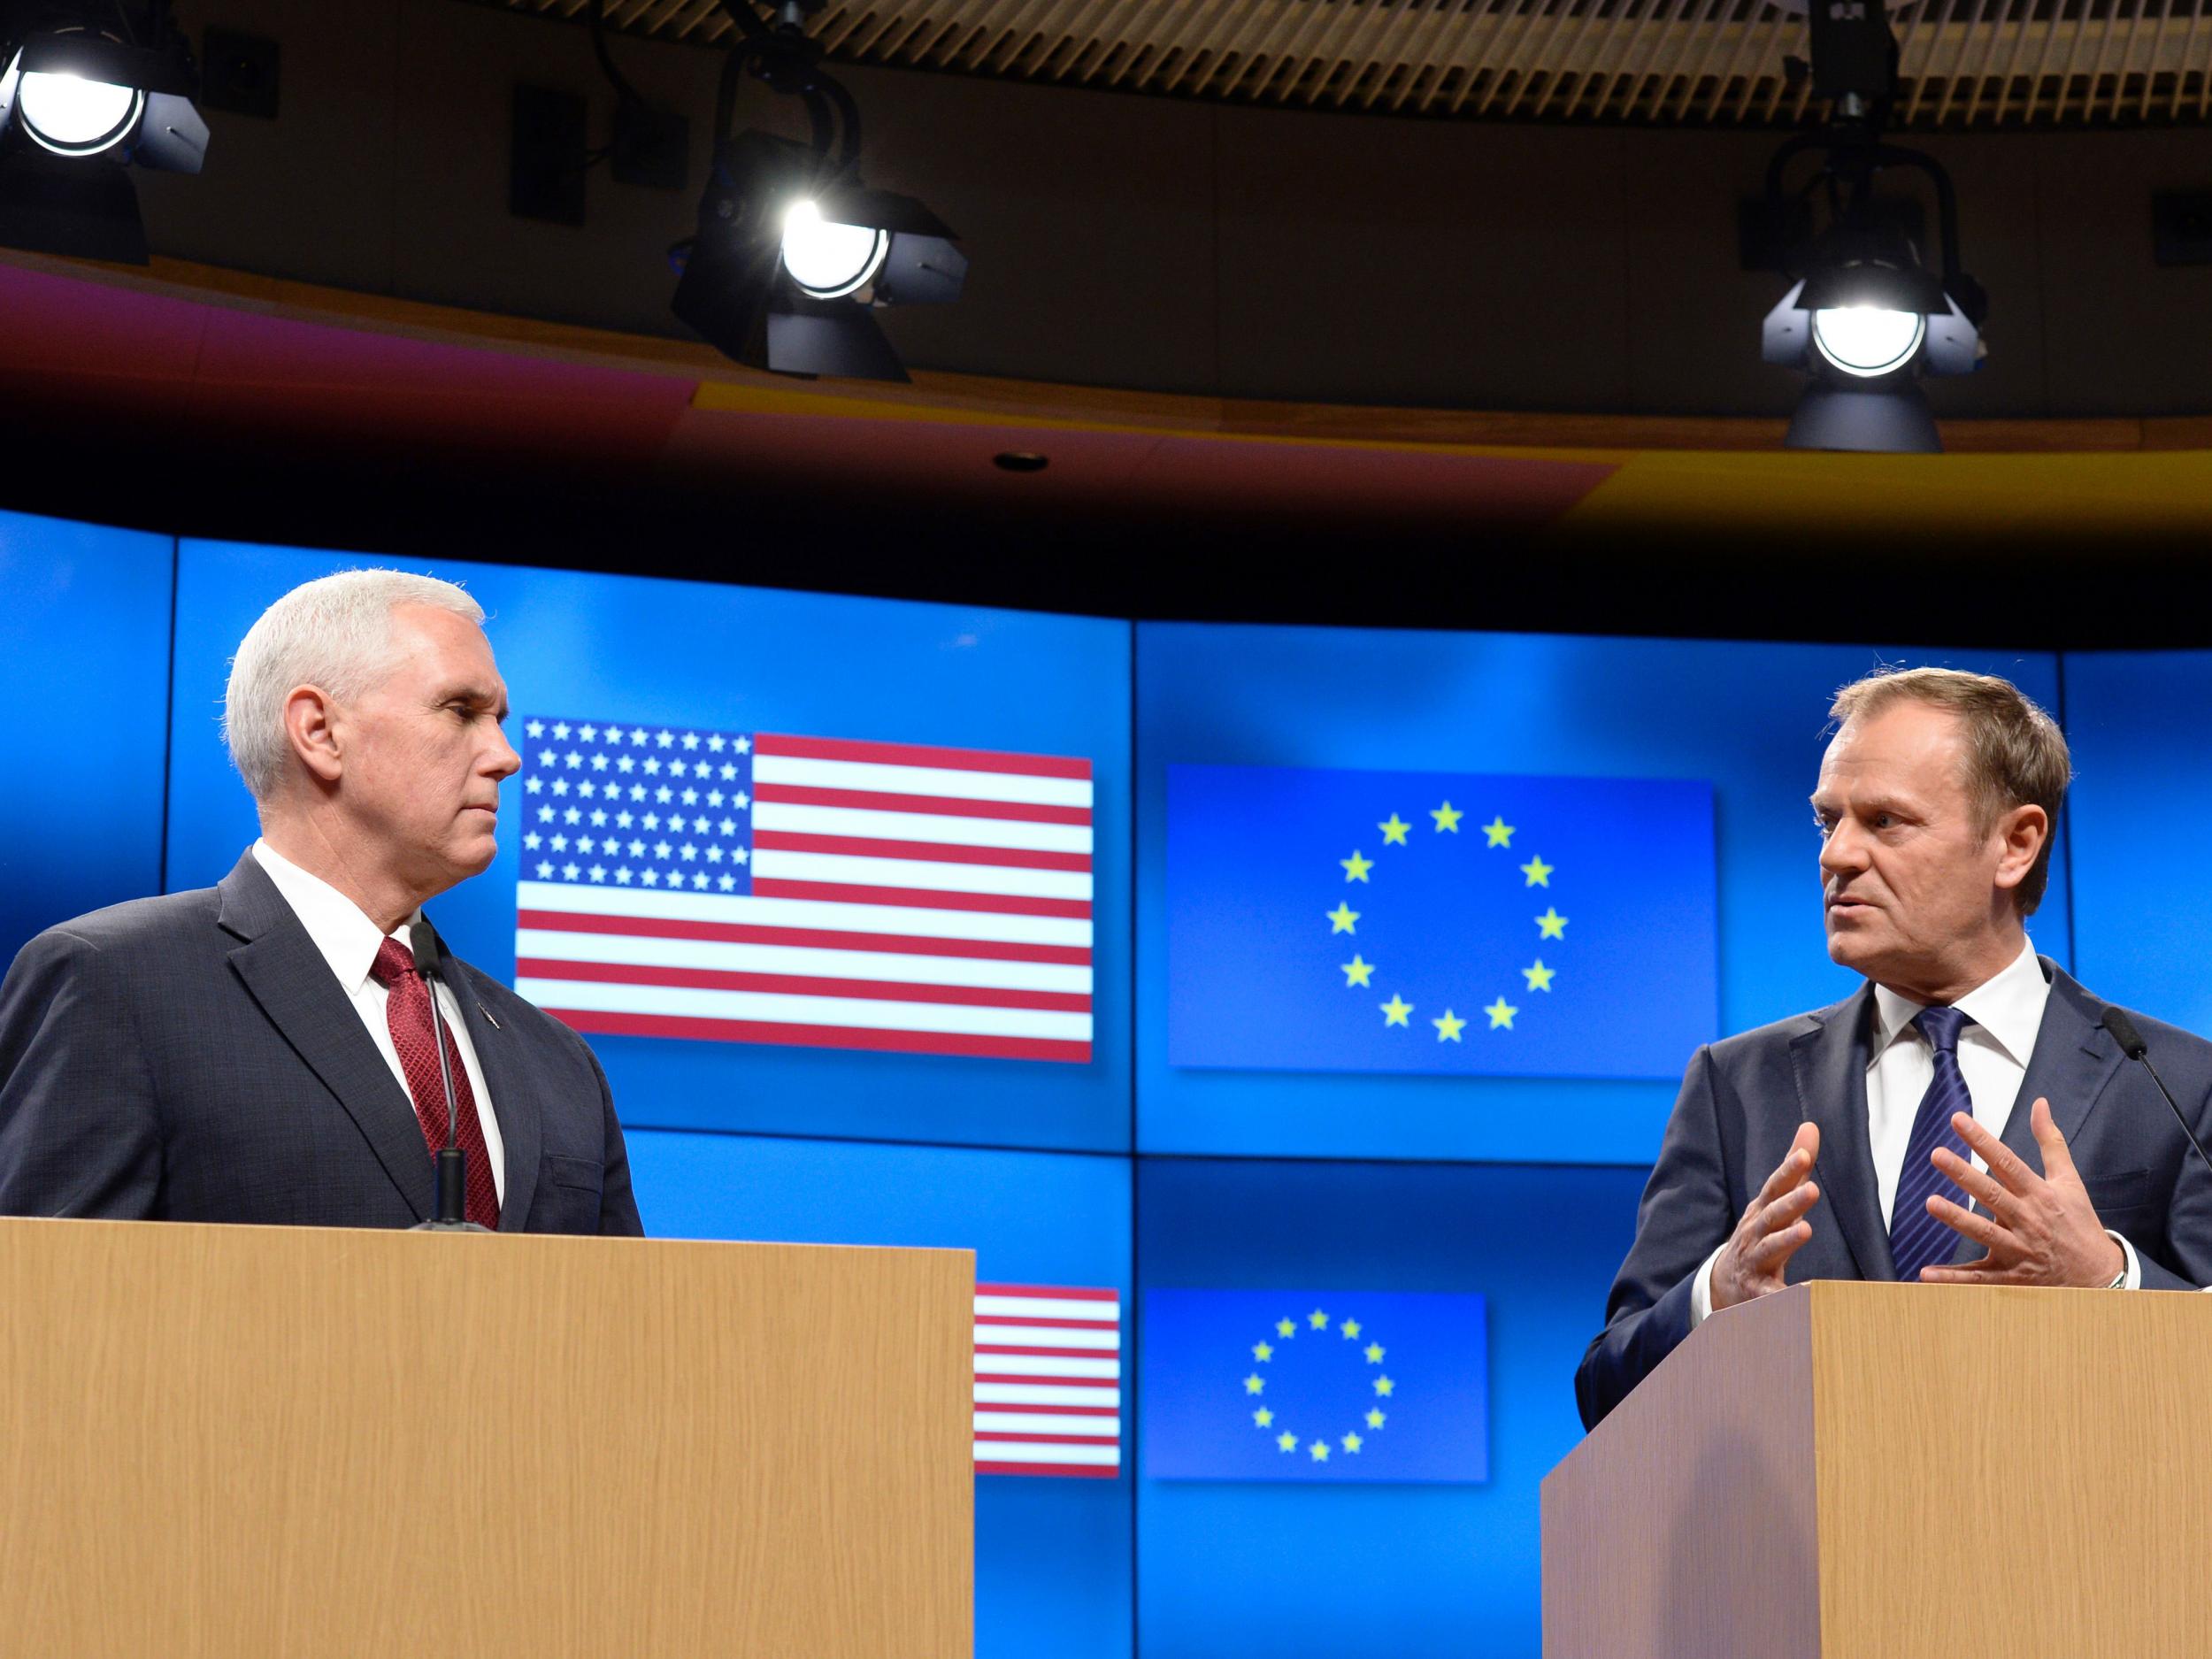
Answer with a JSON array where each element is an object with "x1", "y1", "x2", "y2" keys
[
  {"x1": 1542, "y1": 1281, "x2": 2212, "y2": 1658},
  {"x1": 0, "y1": 1217, "x2": 972, "y2": 1658}
]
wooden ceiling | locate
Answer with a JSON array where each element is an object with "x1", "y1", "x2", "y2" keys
[{"x1": 488, "y1": 0, "x2": 2212, "y2": 128}]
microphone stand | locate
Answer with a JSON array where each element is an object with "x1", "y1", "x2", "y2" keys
[{"x1": 411, "y1": 938, "x2": 492, "y2": 1234}]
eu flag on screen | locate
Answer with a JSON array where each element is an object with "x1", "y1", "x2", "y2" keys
[
  {"x1": 1142, "y1": 1289, "x2": 1487, "y2": 1484},
  {"x1": 1165, "y1": 764, "x2": 1717, "y2": 1079}
]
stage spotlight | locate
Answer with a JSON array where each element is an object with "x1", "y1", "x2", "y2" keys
[
  {"x1": 1761, "y1": 223, "x2": 1984, "y2": 456},
  {"x1": 666, "y1": 4, "x2": 965, "y2": 382},
  {"x1": 1752, "y1": 0, "x2": 1988, "y2": 452},
  {"x1": 0, "y1": 6, "x2": 210, "y2": 265},
  {"x1": 1761, "y1": 223, "x2": 1983, "y2": 453}
]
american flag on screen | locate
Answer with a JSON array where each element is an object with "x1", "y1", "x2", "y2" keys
[
  {"x1": 975, "y1": 1283, "x2": 1123, "y2": 1479},
  {"x1": 511, "y1": 718, "x2": 1094, "y2": 1064}
]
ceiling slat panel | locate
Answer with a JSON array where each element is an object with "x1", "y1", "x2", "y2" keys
[{"x1": 485, "y1": 0, "x2": 2212, "y2": 124}]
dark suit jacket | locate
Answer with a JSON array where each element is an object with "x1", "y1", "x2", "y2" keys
[
  {"x1": 1576, "y1": 957, "x2": 2212, "y2": 1429},
  {"x1": 0, "y1": 851, "x2": 642, "y2": 1234}
]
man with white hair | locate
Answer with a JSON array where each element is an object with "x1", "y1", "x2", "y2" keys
[{"x1": 0, "y1": 569, "x2": 642, "y2": 1234}]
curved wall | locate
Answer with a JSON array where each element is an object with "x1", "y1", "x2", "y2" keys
[{"x1": 137, "y1": 0, "x2": 2212, "y2": 420}]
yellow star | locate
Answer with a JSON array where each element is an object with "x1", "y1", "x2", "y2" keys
[
  {"x1": 1519, "y1": 855, "x2": 1554, "y2": 887},
  {"x1": 1340, "y1": 849, "x2": 1374, "y2": 883},
  {"x1": 1485, "y1": 996, "x2": 1518, "y2": 1030},
  {"x1": 1431, "y1": 801, "x2": 1463, "y2": 833},
  {"x1": 1363, "y1": 1342, "x2": 1385, "y2": 1364},
  {"x1": 1252, "y1": 1407, "x2": 1273, "y2": 1428},
  {"x1": 1277, "y1": 1431, "x2": 1298, "y2": 1452},
  {"x1": 1244, "y1": 1373, "x2": 1265, "y2": 1395},
  {"x1": 1275, "y1": 1317, "x2": 1296, "y2": 1339},
  {"x1": 1380, "y1": 994, "x2": 1413, "y2": 1027},
  {"x1": 1521, "y1": 959, "x2": 1556, "y2": 993},
  {"x1": 1432, "y1": 1008, "x2": 1466, "y2": 1043},
  {"x1": 1366, "y1": 1408, "x2": 1386, "y2": 1429},
  {"x1": 1308, "y1": 1309, "x2": 1330, "y2": 1330},
  {"x1": 1379, "y1": 813, "x2": 1410, "y2": 846},
  {"x1": 1374, "y1": 1375, "x2": 1395, "y2": 1397},
  {"x1": 1341, "y1": 1432, "x2": 1363, "y2": 1454},
  {"x1": 1309, "y1": 1440, "x2": 1331, "y2": 1463},
  {"x1": 1482, "y1": 816, "x2": 1514, "y2": 848},
  {"x1": 1340, "y1": 955, "x2": 1375, "y2": 989},
  {"x1": 1252, "y1": 1340, "x2": 1274, "y2": 1362},
  {"x1": 1340, "y1": 1318, "x2": 1361, "y2": 1340},
  {"x1": 1535, "y1": 906, "x2": 1569, "y2": 940},
  {"x1": 1326, "y1": 901, "x2": 1360, "y2": 934}
]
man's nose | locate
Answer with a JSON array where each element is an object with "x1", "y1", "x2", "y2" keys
[
  {"x1": 1820, "y1": 820, "x2": 1867, "y2": 875},
  {"x1": 487, "y1": 728, "x2": 522, "y2": 780}
]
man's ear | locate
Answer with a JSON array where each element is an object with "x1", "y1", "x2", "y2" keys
[
  {"x1": 1991, "y1": 803, "x2": 2048, "y2": 895},
  {"x1": 281, "y1": 685, "x2": 344, "y2": 787}
]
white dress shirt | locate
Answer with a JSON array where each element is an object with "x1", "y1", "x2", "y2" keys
[
  {"x1": 252, "y1": 840, "x2": 505, "y2": 1202},
  {"x1": 1691, "y1": 936, "x2": 2137, "y2": 1324}
]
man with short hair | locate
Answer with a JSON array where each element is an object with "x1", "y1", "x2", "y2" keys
[
  {"x1": 0, "y1": 568, "x2": 642, "y2": 1234},
  {"x1": 1577, "y1": 666, "x2": 2212, "y2": 1429}
]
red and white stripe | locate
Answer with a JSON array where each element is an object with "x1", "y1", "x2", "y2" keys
[
  {"x1": 975, "y1": 1283, "x2": 1121, "y2": 1479},
  {"x1": 518, "y1": 733, "x2": 1094, "y2": 1064}
]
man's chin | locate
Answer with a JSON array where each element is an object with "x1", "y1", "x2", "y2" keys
[{"x1": 1824, "y1": 927, "x2": 1890, "y2": 979}]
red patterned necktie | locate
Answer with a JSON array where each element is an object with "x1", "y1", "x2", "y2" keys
[{"x1": 369, "y1": 935, "x2": 500, "y2": 1230}]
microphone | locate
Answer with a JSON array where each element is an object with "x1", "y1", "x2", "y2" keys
[
  {"x1": 2101, "y1": 1007, "x2": 2212, "y2": 1184},
  {"x1": 409, "y1": 925, "x2": 490, "y2": 1234}
]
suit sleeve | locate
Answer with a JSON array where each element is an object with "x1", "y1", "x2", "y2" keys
[
  {"x1": 580, "y1": 1040, "x2": 644, "y2": 1237},
  {"x1": 1574, "y1": 1043, "x2": 1740, "y2": 1430},
  {"x1": 0, "y1": 928, "x2": 163, "y2": 1218}
]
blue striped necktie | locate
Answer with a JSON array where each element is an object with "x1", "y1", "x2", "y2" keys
[{"x1": 1889, "y1": 1004, "x2": 1976, "y2": 1283}]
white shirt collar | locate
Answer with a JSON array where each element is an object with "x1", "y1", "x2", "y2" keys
[
  {"x1": 250, "y1": 838, "x2": 421, "y2": 995},
  {"x1": 1869, "y1": 934, "x2": 2049, "y2": 1068}
]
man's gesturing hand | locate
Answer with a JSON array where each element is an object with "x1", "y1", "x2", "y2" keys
[
  {"x1": 1918, "y1": 1098, "x2": 2124, "y2": 1286},
  {"x1": 1710, "y1": 1121, "x2": 1822, "y2": 1313}
]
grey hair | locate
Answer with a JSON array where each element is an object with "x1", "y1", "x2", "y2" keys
[{"x1": 223, "y1": 569, "x2": 485, "y2": 803}]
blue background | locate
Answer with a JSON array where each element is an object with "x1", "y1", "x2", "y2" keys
[
  {"x1": 1165, "y1": 764, "x2": 1717, "y2": 1077},
  {"x1": 1134, "y1": 1158, "x2": 1645, "y2": 1658},
  {"x1": 2063, "y1": 652, "x2": 2212, "y2": 1039},
  {"x1": 163, "y1": 538, "x2": 1133, "y2": 1155},
  {"x1": 1135, "y1": 625, "x2": 2072, "y2": 1164},
  {"x1": 0, "y1": 507, "x2": 173, "y2": 953},
  {"x1": 8, "y1": 510, "x2": 2200, "y2": 1659}
]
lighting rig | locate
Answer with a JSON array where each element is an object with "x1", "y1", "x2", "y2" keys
[
  {"x1": 669, "y1": 0, "x2": 966, "y2": 382},
  {"x1": 1757, "y1": 0, "x2": 1985, "y2": 453},
  {"x1": 0, "y1": 0, "x2": 207, "y2": 263}
]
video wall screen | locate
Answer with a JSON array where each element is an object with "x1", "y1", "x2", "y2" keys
[
  {"x1": 1134, "y1": 1154, "x2": 1647, "y2": 1659},
  {"x1": 1135, "y1": 624, "x2": 2072, "y2": 1164},
  {"x1": 2062, "y1": 651, "x2": 2212, "y2": 1040},
  {"x1": 165, "y1": 541, "x2": 1133, "y2": 1155},
  {"x1": 5, "y1": 505, "x2": 2180, "y2": 1659},
  {"x1": 0, "y1": 508, "x2": 172, "y2": 960},
  {"x1": 627, "y1": 1129, "x2": 1133, "y2": 1659}
]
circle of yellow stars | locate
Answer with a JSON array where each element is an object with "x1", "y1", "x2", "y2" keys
[
  {"x1": 1327, "y1": 803, "x2": 1567, "y2": 1039},
  {"x1": 1243, "y1": 1305, "x2": 1393, "y2": 1462}
]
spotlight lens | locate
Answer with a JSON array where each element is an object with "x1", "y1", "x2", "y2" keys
[
  {"x1": 7, "y1": 50, "x2": 143, "y2": 157},
  {"x1": 780, "y1": 199, "x2": 889, "y2": 301},
  {"x1": 1810, "y1": 306, "x2": 1925, "y2": 380}
]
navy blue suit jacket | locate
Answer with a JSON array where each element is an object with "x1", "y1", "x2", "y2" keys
[
  {"x1": 1576, "y1": 958, "x2": 2212, "y2": 1429},
  {"x1": 0, "y1": 852, "x2": 642, "y2": 1235}
]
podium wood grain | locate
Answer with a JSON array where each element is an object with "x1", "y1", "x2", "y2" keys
[
  {"x1": 0, "y1": 1217, "x2": 972, "y2": 1658},
  {"x1": 1543, "y1": 1281, "x2": 2212, "y2": 1658}
]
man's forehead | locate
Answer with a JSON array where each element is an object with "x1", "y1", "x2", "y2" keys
[{"x1": 1816, "y1": 703, "x2": 1968, "y2": 792}]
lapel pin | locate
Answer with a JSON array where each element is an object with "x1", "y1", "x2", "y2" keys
[{"x1": 480, "y1": 1002, "x2": 501, "y2": 1030}]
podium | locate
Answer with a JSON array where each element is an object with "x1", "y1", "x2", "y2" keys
[
  {"x1": 1541, "y1": 1281, "x2": 2212, "y2": 1658},
  {"x1": 0, "y1": 1217, "x2": 972, "y2": 1657}
]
